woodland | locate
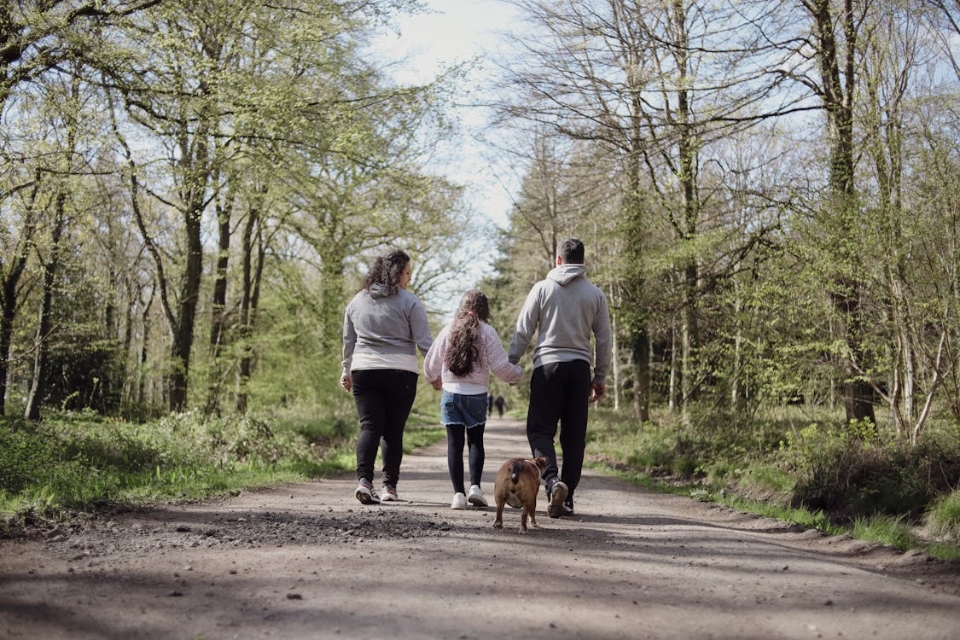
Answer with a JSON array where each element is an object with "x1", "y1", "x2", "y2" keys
[{"x1": 3, "y1": 0, "x2": 960, "y2": 543}]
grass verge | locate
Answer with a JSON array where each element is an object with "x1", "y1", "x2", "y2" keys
[
  {"x1": 585, "y1": 406, "x2": 960, "y2": 562},
  {"x1": 0, "y1": 411, "x2": 445, "y2": 535}
]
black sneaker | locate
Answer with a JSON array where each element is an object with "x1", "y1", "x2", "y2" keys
[{"x1": 547, "y1": 479, "x2": 568, "y2": 518}]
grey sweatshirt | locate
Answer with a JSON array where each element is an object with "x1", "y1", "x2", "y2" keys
[
  {"x1": 508, "y1": 264, "x2": 612, "y2": 385},
  {"x1": 341, "y1": 284, "x2": 433, "y2": 375}
]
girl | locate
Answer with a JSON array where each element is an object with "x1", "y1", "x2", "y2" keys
[{"x1": 424, "y1": 290, "x2": 522, "y2": 509}]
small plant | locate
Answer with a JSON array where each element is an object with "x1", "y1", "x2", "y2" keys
[
  {"x1": 925, "y1": 490, "x2": 960, "y2": 541},
  {"x1": 853, "y1": 514, "x2": 915, "y2": 552}
]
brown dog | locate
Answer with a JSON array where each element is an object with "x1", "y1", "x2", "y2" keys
[{"x1": 493, "y1": 456, "x2": 547, "y2": 533}]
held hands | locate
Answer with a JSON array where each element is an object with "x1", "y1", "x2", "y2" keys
[
  {"x1": 431, "y1": 378, "x2": 442, "y2": 390},
  {"x1": 590, "y1": 381, "x2": 606, "y2": 403}
]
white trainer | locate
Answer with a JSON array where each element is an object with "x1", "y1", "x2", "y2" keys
[
  {"x1": 467, "y1": 484, "x2": 488, "y2": 507},
  {"x1": 451, "y1": 492, "x2": 468, "y2": 509}
]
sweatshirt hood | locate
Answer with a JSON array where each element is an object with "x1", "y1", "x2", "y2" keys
[
  {"x1": 547, "y1": 264, "x2": 586, "y2": 285},
  {"x1": 368, "y1": 283, "x2": 394, "y2": 298}
]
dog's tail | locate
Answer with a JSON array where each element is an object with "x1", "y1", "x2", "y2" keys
[{"x1": 509, "y1": 460, "x2": 524, "y2": 483}]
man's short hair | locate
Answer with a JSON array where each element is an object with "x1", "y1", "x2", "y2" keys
[{"x1": 558, "y1": 238, "x2": 585, "y2": 264}]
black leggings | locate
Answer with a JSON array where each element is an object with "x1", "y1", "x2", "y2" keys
[
  {"x1": 446, "y1": 423, "x2": 485, "y2": 494},
  {"x1": 351, "y1": 369, "x2": 418, "y2": 487}
]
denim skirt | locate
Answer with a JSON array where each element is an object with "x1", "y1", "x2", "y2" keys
[{"x1": 439, "y1": 391, "x2": 488, "y2": 428}]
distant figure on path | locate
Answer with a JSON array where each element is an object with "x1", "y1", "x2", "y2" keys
[{"x1": 494, "y1": 395, "x2": 505, "y2": 417}]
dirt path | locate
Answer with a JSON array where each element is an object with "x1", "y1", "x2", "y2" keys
[{"x1": 2, "y1": 417, "x2": 959, "y2": 639}]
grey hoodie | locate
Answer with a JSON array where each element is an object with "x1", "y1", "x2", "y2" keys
[
  {"x1": 508, "y1": 264, "x2": 612, "y2": 385},
  {"x1": 341, "y1": 284, "x2": 433, "y2": 375}
]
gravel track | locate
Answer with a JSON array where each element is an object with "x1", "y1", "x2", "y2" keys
[{"x1": 2, "y1": 417, "x2": 959, "y2": 639}]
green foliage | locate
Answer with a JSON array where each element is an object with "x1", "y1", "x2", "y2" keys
[
  {"x1": 586, "y1": 404, "x2": 960, "y2": 558},
  {"x1": 853, "y1": 514, "x2": 916, "y2": 552},
  {"x1": 0, "y1": 419, "x2": 85, "y2": 496},
  {"x1": 783, "y1": 424, "x2": 960, "y2": 522},
  {"x1": 925, "y1": 491, "x2": 960, "y2": 541},
  {"x1": 722, "y1": 493, "x2": 842, "y2": 535},
  {"x1": 0, "y1": 407, "x2": 362, "y2": 530},
  {"x1": 0, "y1": 378, "x2": 450, "y2": 533}
]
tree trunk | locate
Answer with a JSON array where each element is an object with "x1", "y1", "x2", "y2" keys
[
  {"x1": 205, "y1": 194, "x2": 232, "y2": 417},
  {"x1": 137, "y1": 290, "x2": 154, "y2": 408},
  {"x1": 680, "y1": 260, "x2": 698, "y2": 423},
  {"x1": 236, "y1": 201, "x2": 264, "y2": 414},
  {"x1": 669, "y1": 315, "x2": 678, "y2": 413},
  {"x1": 24, "y1": 191, "x2": 67, "y2": 420},
  {"x1": 610, "y1": 299, "x2": 620, "y2": 412},
  {"x1": 810, "y1": 0, "x2": 876, "y2": 425},
  {"x1": 168, "y1": 206, "x2": 203, "y2": 412},
  {"x1": 622, "y1": 117, "x2": 650, "y2": 421},
  {"x1": 0, "y1": 179, "x2": 41, "y2": 416},
  {"x1": 167, "y1": 101, "x2": 212, "y2": 412},
  {"x1": 631, "y1": 329, "x2": 650, "y2": 423},
  {"x1": 0, "y1": 271, "x2": 24, "y2": 417}
]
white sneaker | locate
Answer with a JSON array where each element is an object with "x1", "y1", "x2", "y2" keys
[
  {"x1": 467, "y1": 484, "x2": 488, "y2": 507},
  {"x1": 451, "y1": 492, "x2": 468, "y2": 509},
  {"x1": 380, "y1": 484, "x2": 399, "y2": 501}
]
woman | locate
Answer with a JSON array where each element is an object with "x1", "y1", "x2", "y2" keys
[
  {"x1": 424, "y1": 290, "x2": 522, "y2": 509},
  {"x1": 342, "y1": 249, "x2": 433, "y2": 505}
]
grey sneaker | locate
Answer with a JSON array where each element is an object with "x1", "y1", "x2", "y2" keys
[
  {"x1": 355, "y1": 479, "x2": 380, "y2": 505},
  {"x1": 547, "y1": 479, "x2": 568, "y2": 518},
  {"x1": 380, "y1": 484, "x2": 399, "y2": 502}
]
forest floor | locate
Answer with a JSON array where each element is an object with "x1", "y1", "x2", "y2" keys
[{"x1": 2, "y1": 417, "x2": 960, "y2": 640}]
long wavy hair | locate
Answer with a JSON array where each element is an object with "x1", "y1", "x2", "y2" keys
[
  {"x1": 361, "y1": 249, "x2": 410, "y2": 295},
  {"x1": 446, "y1": 289, "x2": 490, "y2": 376}
]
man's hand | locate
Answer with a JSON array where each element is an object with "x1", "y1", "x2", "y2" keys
[
  {"x1": 590, "y1": 382, "x2": 606, "y2": 402},
  {"x1": 340, "y1": 374, "x2": 352, "y2": 392}
]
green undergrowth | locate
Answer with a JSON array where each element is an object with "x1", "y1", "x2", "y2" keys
[
  {"x1": 587, "y1": 406, "x2": 960, "y2": 561},
  {"x1": 0, "y1": 409, "x2": 444, "y2": 535}
]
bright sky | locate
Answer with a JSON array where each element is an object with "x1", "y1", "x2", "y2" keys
[{"x1": 373, "y1": 0, "x2": 523, "y2": 230}]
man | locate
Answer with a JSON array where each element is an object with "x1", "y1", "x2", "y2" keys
[{"x1": 508, "y1": 238, "x2": 612, "y2": 518}]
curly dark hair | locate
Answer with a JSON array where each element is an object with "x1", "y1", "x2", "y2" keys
[
  {"x1": 361, "y1": 249, "x2": 410, "y2": 294},
  {"x1": 446, "y1": 289, "x2": 490, "y2": 377}
]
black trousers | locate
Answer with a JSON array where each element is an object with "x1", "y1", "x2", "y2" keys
[
  {"x1": 351, "y1": 369, "x2": 418, "y2": 486},
  {"x1": 526, "y1": 360, "x2": 591, "y2": 499}
]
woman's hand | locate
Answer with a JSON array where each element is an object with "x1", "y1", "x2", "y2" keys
[{"x1": 431, "y1": 378, "x2": 442, "y2": 390}]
